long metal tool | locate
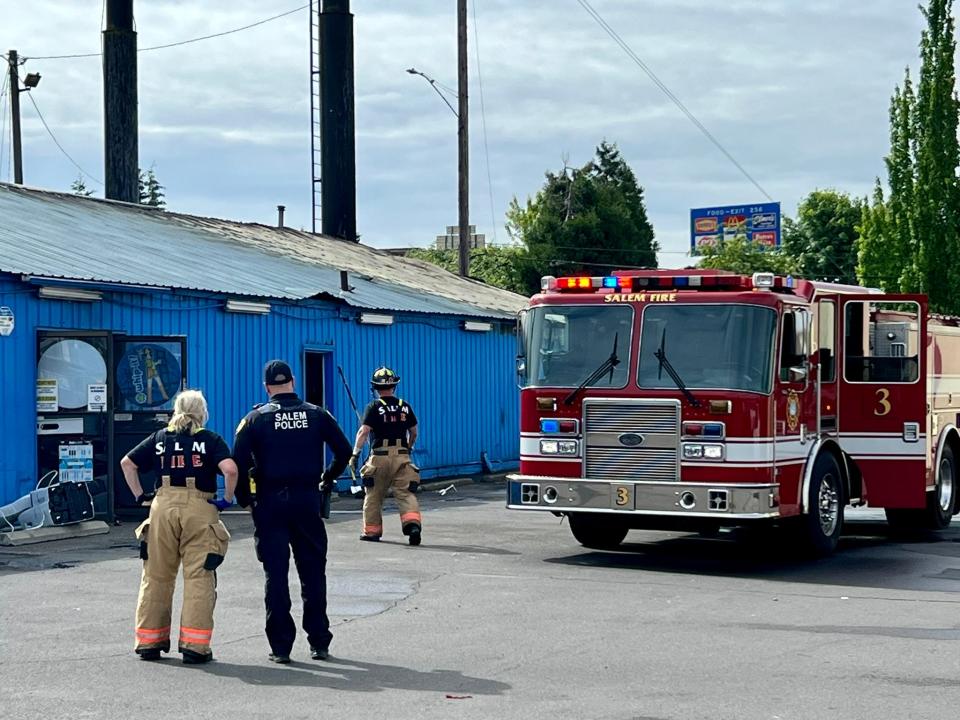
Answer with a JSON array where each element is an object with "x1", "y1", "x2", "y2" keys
[{"x1": 337, "y1": 365, "x2": 365, "y2": 495}]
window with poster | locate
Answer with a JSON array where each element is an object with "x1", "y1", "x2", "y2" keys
[{"x1": 113, "y1": 338, "x2": 186, "y2": 413}]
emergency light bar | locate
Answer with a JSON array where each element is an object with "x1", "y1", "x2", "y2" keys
[{"x1": 542, "y1": 272, "x2": 797, "y2": 293}]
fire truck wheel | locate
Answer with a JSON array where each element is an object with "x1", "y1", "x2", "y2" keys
[
  {"x1": 568, "y1": 514, "x2": 629, "y2": 550},
  {"x1": 799, "y1": 452, "x2": 844, "y2": 557}
]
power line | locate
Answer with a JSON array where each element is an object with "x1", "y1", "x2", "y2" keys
[
  {"x1": 574, "y1": 0, "x2": 773, "y2": 202},
  {"x1": 471, "y1": 0, "x2": 498, "y2": 244},
  {"x1": 24, "y1": 91, "x2": 103, "y2": 185},
  {"x1": 25, "y1": 3, "x2": 310, "y2": 61}
]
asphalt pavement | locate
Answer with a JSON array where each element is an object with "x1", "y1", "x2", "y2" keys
[{"x1": 1, "y1": 481, "x2": 959, "y2": 720}]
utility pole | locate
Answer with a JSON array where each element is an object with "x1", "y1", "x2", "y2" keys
[
  {"x1": 7, "y1": 50, "x2": 23, "y2": 184},
  {"x1": 103, "y1": 0, "x2": 139, "y2": 203},
  {"x1": 457, "y1": 0, "x2": 470, "y2": 277}
]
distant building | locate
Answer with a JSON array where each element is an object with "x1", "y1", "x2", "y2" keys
[{"x1": 435, "y1": 225, "x2": 486, "y2": 251}]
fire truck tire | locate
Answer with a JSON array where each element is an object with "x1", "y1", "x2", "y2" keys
[
  {"x1": 798, "y1": 452, "x2": 844, "y2": 557},
  {"x1": 568, "y1": 514, "x2": 629, "y2": 550},
  {"x1": 886, "y1": 444, "x2": 955, "y2": 532}
]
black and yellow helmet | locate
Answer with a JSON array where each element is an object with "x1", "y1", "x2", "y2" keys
[{"x1": 371, "y1": 367, "x2": 400, "y2": 388}]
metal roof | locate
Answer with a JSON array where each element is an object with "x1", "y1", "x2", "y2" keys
[{"x1": 0, "y1": 183, "x2": 526, "y2": 319}]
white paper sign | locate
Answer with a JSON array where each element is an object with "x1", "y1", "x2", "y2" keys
[
  {"x1": 0, "y1": 306, "x2": 13, "y2": 337},
  {"x1": 37, "y1": 378, "x2": 59, "y2": 412},
  {"x1": 87, "y1": 383, "x2": 107, "y2": 412}
]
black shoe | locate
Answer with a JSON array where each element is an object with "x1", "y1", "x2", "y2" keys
[
  {"x1": 310, "y1": 646, "x2": 329, "y2": 661},
  {"x1": 359, "y1": 534, "x2": 381, "y2": 542},
  {"x1": 408, "y1": 528, "x2": 422, "y2": 546},
  {"x1": 181, "y1": 649, "x2": 213, "y2": 665},
  {"x1": 269, "y1": 653, "x2": 291, "y2": 664},
  {"x1": 137, "y1": 648, "x2": 162, "y2": 661}
]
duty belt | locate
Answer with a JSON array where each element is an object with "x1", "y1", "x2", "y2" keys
[{"x1": 373, "y1": 448, "x2": 409, "y2": 456}]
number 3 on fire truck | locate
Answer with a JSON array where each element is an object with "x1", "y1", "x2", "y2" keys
[
  {"x1": 874, "y1": 388, "x2": 891, "y2": 417},
  {"x1": 615, "y1": 486, "x2": 630, "y2": 506}
]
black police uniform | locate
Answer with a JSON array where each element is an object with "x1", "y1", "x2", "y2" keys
[{"x1": 233, "y1": 391, "x2": 352, "y2": 658}]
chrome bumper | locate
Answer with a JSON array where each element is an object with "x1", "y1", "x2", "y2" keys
[{"x1": 506, "y1": 475, "x2": 780, "y2": 520}]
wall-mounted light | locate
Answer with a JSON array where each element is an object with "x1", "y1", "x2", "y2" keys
[
  {"x1": 359, "y1": 313, "x2": 394, "y2": 326},
  {"x1": 463, "y1": 320, "x2": 492, "y2": 332},
  {"x1": 38, "y1": 286, "x2": 102, "y2": 302},
  {"x1": 225, "y1": 299, "x2": 271, "y2": 315}
]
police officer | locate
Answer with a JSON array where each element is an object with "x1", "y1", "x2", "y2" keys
[
  {"x1": 233, "y1": 360, "x2": 352, "y2": 664},
  {"x1": 120, "y1": 390, "x2": 237, "y2": 665},
  {"x1": 351, "y1": 367, "x2": 422, "y2": 545}
]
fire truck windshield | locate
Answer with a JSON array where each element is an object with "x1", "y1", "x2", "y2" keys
[
  {"x1": 637, "y1": 304, "x2": 777, "y2": 394},
  {"x1": 522, "y1": 305, "x2": 633, "y2": 388}
]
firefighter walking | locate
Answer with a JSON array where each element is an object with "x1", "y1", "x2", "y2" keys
[
  {"x1": 233, "y1": 360, "x2": 352, "y2": 664},
  {"x1": 352, "y1": 367, "x2": 423, "y2": 545},
  {"x1": 121, "y1": 390, "x2": 237, "y2": 664}
]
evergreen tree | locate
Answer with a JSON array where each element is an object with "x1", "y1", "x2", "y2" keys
[
  {"x1": 70, "y1": 175, "x2": 94, "y2": 197},
  {"x1": 506, "y1": 141, "x2": 658, "y2": 294},
  {"x1": 138, "y1": 166, "x2": 166, "y2": 208}
]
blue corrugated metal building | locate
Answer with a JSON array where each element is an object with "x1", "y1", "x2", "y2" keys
[{"x1": 0, "y1": 183, "x2": 523, "y2": 518}]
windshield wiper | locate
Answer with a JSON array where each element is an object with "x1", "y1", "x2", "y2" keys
[
  {"x1": 654, "y1": 328, "x2": 700, "y2": 407},
  {"x1": 563, "y1": 333, "x2": 620, "y2": 406}
]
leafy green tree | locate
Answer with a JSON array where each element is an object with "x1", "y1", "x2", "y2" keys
[
  {"x1": 138, "y1": 166, "x2": 166, "y2": 208},
  {"x1": 698, "y1": 235, "x2": 798, "y2": 276},
  {"x1": 859, "y1": 1, "x2": 960, "y2": 311},
  {"x1": 506, "y1": 141, "x2": 658, "y2": 294},
  {"x1": 407, "y1": 245, "x2": 530, "y2": 295},
  {"x1": 913, "y1": 0, "x2": 959, "y2": 311},
  {"x1": 70, "y1": 175, "x2": 94, "y2": 197},
  {"x1": 860, "y1": 73, "x2": 919, "y2": 292},
  {"x1": 782, "y1": 189, "x2": 863, "y2": 284}
]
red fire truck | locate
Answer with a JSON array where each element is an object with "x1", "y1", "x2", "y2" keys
[{"x1": 507, "y1": 269, "x2": 960, "y2": 555}]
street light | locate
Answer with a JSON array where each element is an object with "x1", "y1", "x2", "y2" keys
[
  {"x1": 406, "y1": 67, "x2": 458, "y2": 118},
  {"x1": 407, "y1": 63, "x2": 470, "y2": 277},
  {"x1": 23, "y1": 72, "x2": 41, "y2": 88}
]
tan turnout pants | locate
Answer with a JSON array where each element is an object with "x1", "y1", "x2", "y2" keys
[
  {"x1": 361, "y1": 445, "x2": 422, "y2": 537},
  {"x1": 134, "y1": 479, "x2": 230, "y2": 655}
]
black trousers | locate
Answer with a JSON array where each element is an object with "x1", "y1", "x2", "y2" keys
[{"x1": 252, "y1": 487, "x2": 332, "y2": 655}]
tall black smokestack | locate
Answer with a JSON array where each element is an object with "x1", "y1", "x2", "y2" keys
[
  {"x1": 103, "y1": 0, "x2": 139, "y2": 203},
  {"x1": 319, "y1": 0, "x2": 357, "y2": 241}
]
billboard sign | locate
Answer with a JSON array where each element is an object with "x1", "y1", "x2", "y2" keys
[{"x1": 690, "y1": 202, "x2": 781, "y2": 251}]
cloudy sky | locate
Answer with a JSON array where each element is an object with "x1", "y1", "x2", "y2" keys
[{"x1": 1, "y1": 1, "x2": 929, "y2": 266}]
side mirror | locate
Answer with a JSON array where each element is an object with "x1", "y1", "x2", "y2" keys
[
  {"x1": 516, "y1": 356, "x2": 527, "y2": 387},
  {"x1": 788, "y1": 366, "x2": 808, "y2": 383}
]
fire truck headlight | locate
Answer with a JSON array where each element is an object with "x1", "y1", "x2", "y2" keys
[
  {"x1": 540, "y1": 439, "x2": 578, "y2": 455},
  {"x1": 682, "y1": 443, "x2": 725, "y2": 460},
  {"x1": 683, "y1": 444, "x2": 704, "y2": 459},
  {"x1": 703, "y1": 444, "x2": 724, "y2": 460}
]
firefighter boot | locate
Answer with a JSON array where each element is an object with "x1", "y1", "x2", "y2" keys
[
  {"x1": 177, "y1": 489, "x2": 230, "y2": 664},
  {"x1": 394, "y1": 456, "x2": 423, "y2": 546}
]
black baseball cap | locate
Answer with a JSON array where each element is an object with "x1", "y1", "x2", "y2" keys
[{"x1": 264, "y1": 359, "x2": 293, "y2": 386}]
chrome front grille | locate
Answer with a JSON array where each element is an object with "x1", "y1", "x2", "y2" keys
[{"x1": 583, "y1": 400, "x2": 680, "y2": 482}]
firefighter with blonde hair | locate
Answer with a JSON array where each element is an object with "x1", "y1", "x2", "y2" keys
[
  {"x1": 351, "y1": 367, "x2": 423, "y2": 545},
  {"x1": 121, "y1": 389, "x2": 237, "y2": 664}
]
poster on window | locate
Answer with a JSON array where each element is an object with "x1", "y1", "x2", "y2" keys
[{"x1": 115, "y1": 341, "x2": 183, "y2": 412}]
